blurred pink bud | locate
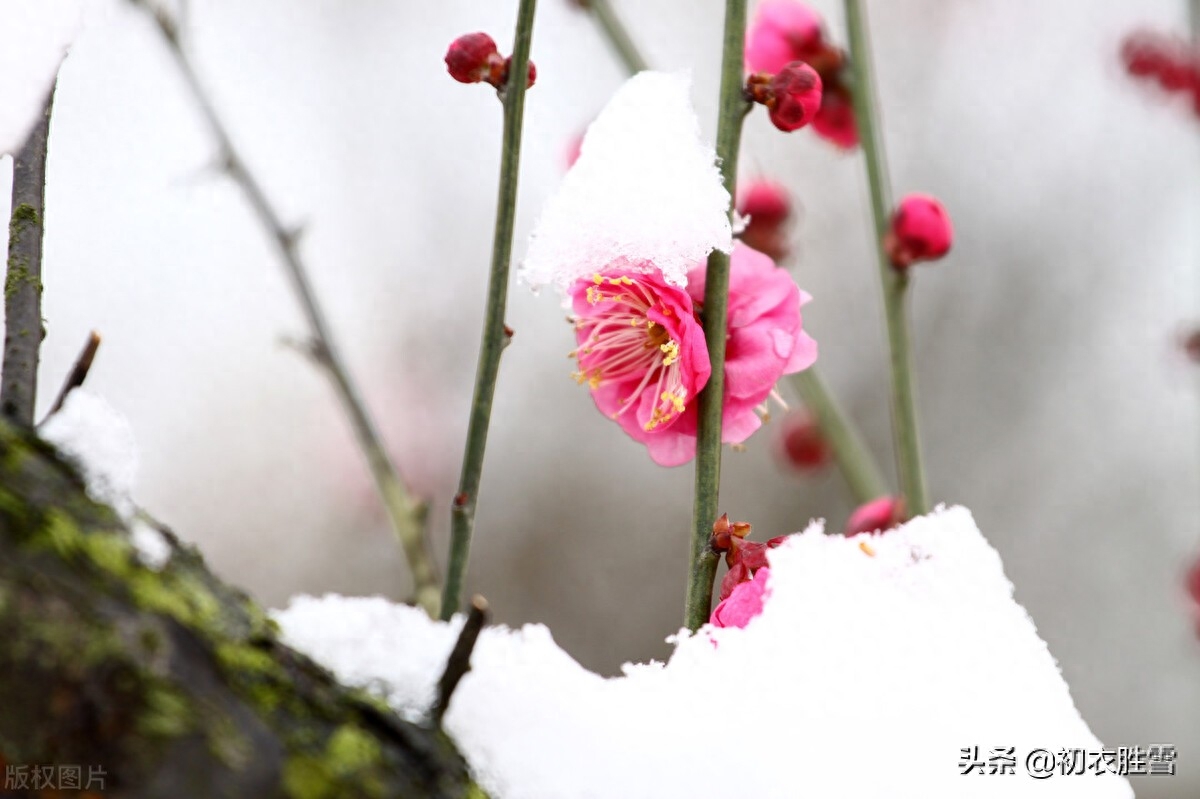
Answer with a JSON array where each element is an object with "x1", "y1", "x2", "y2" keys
[
  {"x1": 1187, "y1": 556, "x2": 1200, "y2": 606},
  {"x1": 766, "y1": 62, "x2": 823, "y2": 132},
  {"x1": 445, "y1": 33, "x2": 499, "y2": 84},
  {"x1": 776, "y1": 411, "x2": 829, "y2": 472},
  {"x1": 710, "y1": 567, "x2": 772, "y2": 629},
  {"x1": 812, "y1": 86, "x2": 859, "y2": 149},
  {"x1": 885, "y1": 193, "x2": 953, "y2": 269},
  {"x1": 736, "y1": 179, "x2": 792, "y2": 261},
  {"x1": 845, "y1": 496, "x2": 903, "y2": 537},
  {"x1": 564, "y1": 130, "x2": 585, "y2": 169},
  {"x1": 745, "y1": 0, "x2": 825, "y2": 74}
]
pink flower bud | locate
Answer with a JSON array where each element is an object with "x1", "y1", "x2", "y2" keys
[
  {"x1": 811, "y1": 86, "x2": 859, "y2": 149},
  {"x1": 445, "y1": 33, "x2": 499, "y2": 84},
  {"x1": 886, "y1": 193, "x2": 953, "y2": 269},
  {"x1": 736, "y1": 179, "x2": 792, "y2": 261},
  {"x1": 745, "y1": 0, "x2": 825, "y2": 74},
  {"x1": 776, "y1": 411, "x2": 829, "y2": 471},
  {"x1": 845, "y1": 496, "x2": 903, "y2": 537},
  {"x1": 767, "y1": 62, "x2": 823, "y2": 132},
  {"x1": 1187, "y1": 555, "x2": 1200, "y2": 607}
]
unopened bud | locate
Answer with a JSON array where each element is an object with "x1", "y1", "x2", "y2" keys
[{"x1": 885, "y1": 193, "x2": 953, "y2": 270}]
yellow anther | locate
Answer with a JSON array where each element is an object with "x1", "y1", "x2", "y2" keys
[
  {"x1": 592, "y1": 273, "x2": 604, "y2": 284},
  {"x1": 660, "y1": 339, "x2": 680, "y2": 366},
  {"x1": 586, "y1": 286, "x2": 602, "y2": 305},
  {"x1": 858, "y1": 540, "x2": 876, "y2": 557}
]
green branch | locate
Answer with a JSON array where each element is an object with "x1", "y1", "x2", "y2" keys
[
  {"x1": 683, "y1": 0, "x2": 750, "y2": 632},
  {"x1": 441, "y1": 0, "x2": 539, "y2": 620},
  {"x1": 789, "y1": 369, "x2": 887, "y2": 504},
  {"x1": 584, "y1": 0, "x2": 648, "y2": 74},
  {"x1": 843, "y1": 0, "x2": 929, "y2": 517}
]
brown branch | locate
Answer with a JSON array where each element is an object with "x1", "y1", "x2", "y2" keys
[
  {"x1": 132, "y1": 2, "x2": 441, "y2": 615},
  {"x1": 1, "y1": 83, "x2": 56, "y2": 426},
  {"x1": 432, "y1": 595, "x2": 489, "y2": 726},
  {"x1": 44, "y1": 330, "x2": 101, "y2": 419}
]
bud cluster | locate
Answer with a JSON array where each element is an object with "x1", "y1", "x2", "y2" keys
[{"x1": 445, "y1": 32, "x2": 537, "y2": 91}]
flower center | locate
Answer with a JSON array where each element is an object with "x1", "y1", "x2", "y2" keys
[{"x1": 571, "y1": 272, "x2": 689, "y2": 431}]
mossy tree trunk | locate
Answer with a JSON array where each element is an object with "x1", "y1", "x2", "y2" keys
[{"x1": 0, "y1": 422, "x2": 480, "y2": 799}]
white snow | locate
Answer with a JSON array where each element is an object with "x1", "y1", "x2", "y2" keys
[
  {"x1": 275, "y1": 506, "x2": 1132, "y2": 799},
  {"x1": 521, "y1": 71, "x2": 733, "y2": 291},
  {"x1": 130, "y1": 519, "x2": 171, "y2": 569},
  {"x1": 39, "y1": 388, "x2": 139, "y2": 519},
  {"x1": 0, "y1": 0, "x2": 88, "y2": 154}
]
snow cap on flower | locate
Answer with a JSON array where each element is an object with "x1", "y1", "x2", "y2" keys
[
  {"x1": 710, "y1": 567, "x2": 771, "y2": 628},
  {"x1": 886, "y1": 193, "x2": 953, "y2": 269},
  {"x1": 522, "y1": 71, "x2": 733, "y2": 291},
  {"x1": 745, "y1": 0, "x2": 825, "y2": 74},
  {"x1": 0, "y1": 0, "x2": 87, "y2": 154}
]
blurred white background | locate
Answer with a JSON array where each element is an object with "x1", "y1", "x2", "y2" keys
[{"x1": 3, "y1": 0, "x2": 1197, "y2": 794}]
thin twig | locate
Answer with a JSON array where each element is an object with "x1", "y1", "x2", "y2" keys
[
  {"x1": 431, "y1": 595, "x2": 489, "y2": 726},
  {"x1": 843, "y1": 0, "x2": 929, "y2": 517},
  {"x1": 789, "y1": 369, "x2": 887, "y2": 504},
  {"x1": 441, "y1": 0, "x2": 539, "y2": 620},
  {"x1": 2, "y1": 84, "x2": 56, "y2": 427},
  {"x1": 135, "y1": 2, "x2": 441, "y2": 615},
  {"x1": 582, "y1": 0, "x2": 648, "y2": 74},
  {"x1": 44, "y1": 330, "x2": 101, "y2": 419},
  {"x1": 683, "y1": 0, "x2": 751, "y2": 632}
]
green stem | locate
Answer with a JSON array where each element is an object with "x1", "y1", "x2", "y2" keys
[
  {"x1": 843, "y1": 0, "x2": 928, "y2": 517},
  {"x1": 683, "y1": 0, "x2": 750, "y2": 632},
  {"x1": 441, "y1": 0, "x2": 538, "y2": 620},
  {"x1": 586, "y1": 0, "x2": 648, "y2": 74},
  {"x1": 137, "y1": 2, "x2": 442, "y2": 615},
  {"x1": 789, "y1": 369, "x2": 888, "y2": 504}
]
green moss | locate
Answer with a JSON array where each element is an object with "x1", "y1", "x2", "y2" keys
[
  {"x1": 280, "y1": 724, "x2": 387, "y2": 799},
  {"x1": 136, "y1": 682, "x2": 193, "y2": 738},
  {"x1": 9, "y1": 203, "x2": 39, "y2": 236}
]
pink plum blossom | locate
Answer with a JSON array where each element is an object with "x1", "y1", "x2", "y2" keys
[
  {"x1": 710, "y1": 567, "x2": 772, "y2": 628},
  {"x1": 568, "y1": 246, "x2": 815, "y2": 466},
  {"x1": 569, "y1": 263, "x2": 712, "y2": 466},
  {"x1": 737, "y1": 179, "x2": 793, "y2": 261},
  {"x1": 684, "y1": 243, "x2": 818, "y2": 450}
]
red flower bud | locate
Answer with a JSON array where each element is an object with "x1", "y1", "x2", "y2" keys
[
  {"x1": 811, "y1": 85, "x2": 858, "y2": 149},
  {"x1": 445, "y1": 33, "x2": 499, "y2": 84},
  {"x1": 776, "y1": 411, "x2": 829, "y2": 471},
  {"x1": 845, "y1": 496, "x2": 903, "y2": 537},
  {"x1": 885, "y1": 193, "x2": 953, "y2": 270},
  {"x1": 736, "y1": 180, "x2": 792, "y2": 261},
  {"x1": 766, "y1": 62, "x2": 823, "y2": 132},
  {"x1": 503, "y1": 56, "x2": 538, "y2": 89}
]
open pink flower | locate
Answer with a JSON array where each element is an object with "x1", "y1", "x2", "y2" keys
[
  {"x1": 569, "y1": 247, "x2": 815, "y2": 466},
  {"x1": 569, "y1": 262, "x2": 711, "y2": 466},
  {"x1": 711, "y1": 566, "x2": 772, "y2": 629},
  {"x1": 685, "y1": 243, "x2": 818, "y2": 448}
]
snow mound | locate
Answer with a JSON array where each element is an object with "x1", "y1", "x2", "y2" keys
[
  {"x1": 521, "y1": 71, "x2": 732, "y2": 291},
  {"x1": 276, "y1": 507, "x2": 1132, "y2": 799},
  {"x1": 40, "y1": 388, "x2": 138, "y2": 519}
]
